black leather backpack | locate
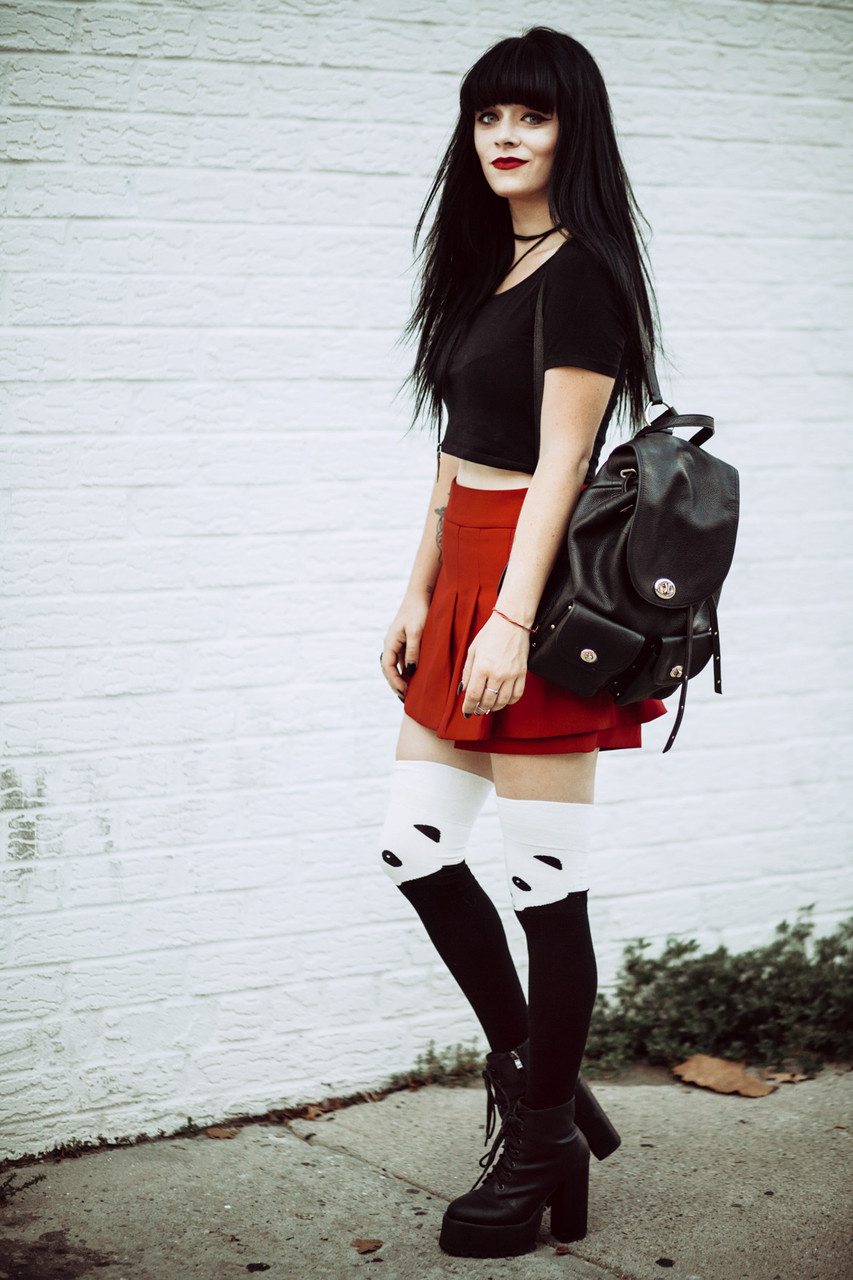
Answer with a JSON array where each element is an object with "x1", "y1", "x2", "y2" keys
[{"x1": 526, "y1": 284, "x2": 740, "y2": 752}]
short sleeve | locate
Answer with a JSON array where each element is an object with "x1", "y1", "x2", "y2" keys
[{"x1": 541, "y1": 242, "x2": 626, "y2": 377}]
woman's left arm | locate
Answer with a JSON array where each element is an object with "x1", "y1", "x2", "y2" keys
[{"x1": 459, "y1": 366, "x2": 615, "y2": 715}]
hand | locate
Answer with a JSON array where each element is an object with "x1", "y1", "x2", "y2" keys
[
  {"x1": 459, "y1": 611, "x2": 529, "y2": 716},
  {"x1": 381, "y1": 592, "x2": 431, "y2": 701}
]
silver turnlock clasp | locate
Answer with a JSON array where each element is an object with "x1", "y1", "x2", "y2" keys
[
  {"x1": 669, "y1": 665, "x2": 684, "y2": 680},
  {"x1": 580, "y1": 649, "x2": 598, "y2": 664},
  {"x1": 654, "y1": 577, "x2": 676, "y2": 600}
]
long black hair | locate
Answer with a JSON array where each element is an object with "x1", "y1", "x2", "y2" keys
[{"x1": 404, "y1": 27, "x2": 658, "y2": 434}]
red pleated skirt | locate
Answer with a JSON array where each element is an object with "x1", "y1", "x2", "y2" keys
[{"x1": 403, "y1": 479, "x2": 667, "y2": 755}]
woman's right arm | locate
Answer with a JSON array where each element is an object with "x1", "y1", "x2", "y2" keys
[{"x1": 381, "y1": 450, "x2": 459, "y2": 699}]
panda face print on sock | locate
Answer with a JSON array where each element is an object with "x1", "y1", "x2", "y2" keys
[
  {"x1": 381, "y1": 821, "x2": 442, "y2": 877},
  {"x1": 382, "y1": 820, "x2": 441, "y2": 871},
  {"x1": 511, "y1": 852, "x2": 564, "y2": 893},
  {"x1": 378, "y1": 760, "x2": 491, "y2": 888},
  {"x1": 497, "y1": 797, "x2": 593, "y2": 910}
]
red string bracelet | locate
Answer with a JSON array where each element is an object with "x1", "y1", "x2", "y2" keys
[{"x1": 492, "y1": 607, "x2": 539, "y2": 634}]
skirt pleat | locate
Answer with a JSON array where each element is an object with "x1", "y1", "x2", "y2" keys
[{"x1": 403, "y1": 479, "x2": 667, "y2": 756}]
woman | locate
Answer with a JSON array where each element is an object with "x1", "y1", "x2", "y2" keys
[{"x1": 379, "y1": 27, "x2": 666, "y2": 1258}]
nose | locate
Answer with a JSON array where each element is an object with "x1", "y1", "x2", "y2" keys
[{"x1": 495, "y1": 120, "x2": 519, "y2": 148}]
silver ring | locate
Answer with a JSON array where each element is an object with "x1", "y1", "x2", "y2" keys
[{"x1": 487, "y1": 687, "x2": 500, "y2": 694}]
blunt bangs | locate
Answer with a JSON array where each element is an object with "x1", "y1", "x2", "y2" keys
[{"x1": 459, "y1": 36, "x2": 559, "y2": 117}]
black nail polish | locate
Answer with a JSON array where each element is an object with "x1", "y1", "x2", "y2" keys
[
  {"x1": 406, "y1": 662, "x2": 417, "y2": 677},
  {"x1": 463, "y1": 712, "x2": 471, "y2": 719},
  {"x1": 398, "y1": 693, "x2": 406, "y2": 703},
  {"x1": 456, "y1": 681, "x2": 464, "y2": 696}
]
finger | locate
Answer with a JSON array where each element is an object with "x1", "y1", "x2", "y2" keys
[
  {"x1": 481, "y1": 682, "x2": 503, "y2": 713},
  {"x1": 404, "y1": 631, "x2": 422, "y2": 678},
  {"x1": 458, "y1": 657, "x2": 476, "y2": 713},
  {"x1": 380, "y1": 643, "x2": 401, "y2": 679},
  {"x1": 380, "y1": 643, "x2": 407, "y2": 697},
  {"x1": 506, "y1": 674, "x2": 526, "y2": 705},
  {"x1": 462, "y1": 673, "x2": 489, "y2": 717}
]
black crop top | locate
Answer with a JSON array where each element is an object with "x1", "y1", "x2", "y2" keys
[{"x1": 440, "y1": 238, "x2": 627, "y2": 479}]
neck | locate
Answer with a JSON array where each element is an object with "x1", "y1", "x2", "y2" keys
[{"x1": 509, "y1": 197, "x2": 556, "y2": 239}]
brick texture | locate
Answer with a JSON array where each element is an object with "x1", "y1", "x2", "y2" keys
[{"x1": 1, "y1": 0, "x2": 851, "y2": 1158}]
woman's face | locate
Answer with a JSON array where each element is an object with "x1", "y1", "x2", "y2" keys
[{"x1": 473, "y1": 103, "x2": 559, "y2": 201}]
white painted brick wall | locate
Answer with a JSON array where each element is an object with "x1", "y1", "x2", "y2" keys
[{"x1": 1, "y1": 0, "x2": 852, "y2": 1158}]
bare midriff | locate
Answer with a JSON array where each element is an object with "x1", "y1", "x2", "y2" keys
[{"x1": 454, "y1": 459, "x2": 533, "y2": 491}]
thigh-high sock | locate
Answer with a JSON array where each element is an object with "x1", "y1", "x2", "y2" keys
[
  {"x1": 497, "y1": 795, "x2": 598, "y2": 1109},
  {"x1": 380, "y1": 760, "x2": 529, "y2": 1052}
]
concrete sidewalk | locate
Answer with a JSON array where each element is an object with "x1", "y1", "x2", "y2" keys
[{"x1": 1, "y1": 1069, "x2": 850, "y2": 1280}]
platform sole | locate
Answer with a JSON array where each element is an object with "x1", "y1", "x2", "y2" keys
[
  {"x1": 439, "y1": 1161, "x2": 589, "y2": 1258},
  {"x1": 439, "y1": 1202, "x2": 544, "y2": 1258}
]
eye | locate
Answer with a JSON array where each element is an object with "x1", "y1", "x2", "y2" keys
[
  {"x1": 522, "y1": 111, "x2": 548, "y2": 125},
  {"x1": 476, "y1": 110, "x2": 499, "y2": 125}
]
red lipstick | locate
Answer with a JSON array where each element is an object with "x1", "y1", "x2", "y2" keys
[{"x1": 492, "y1": 158, "x2": 527, "y2": 169}]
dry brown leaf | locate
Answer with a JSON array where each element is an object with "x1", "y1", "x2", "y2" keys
[
  {"x1": 302, "y1": 1105, "x2": 325, "y2": 1121},
  {"x1": 673, "y1": 1054, "x2": 777, "y2": 1097},
  {"x1": 206, "y1": 1126, "x2": 240, "y2": 1139},
  {"x1": 763, "y1": 1071, "x2": 809, "y2": 1084},
  {"x1": 351, "y1": 1238, "x2": 383, "y2": 1254},
  {"x1": 555, "y1": 1244, "x2": 573, "y2": 1254}
]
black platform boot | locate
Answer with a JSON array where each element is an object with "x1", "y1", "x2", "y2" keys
[
  {"x1": 482, "y1": 1038, "x2": 620, "y2": 1160},
  {"x1": 440, "y1": 1097, "x2": 589, "y2": 1257}
]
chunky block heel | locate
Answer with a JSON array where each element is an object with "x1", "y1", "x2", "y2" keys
[
  {"x1": 574, "y1": 1078, "x2": 621, "y2": 1160},
  {"x1": 548, "y1": 1157, "x2": 589, "y2": 1242}
]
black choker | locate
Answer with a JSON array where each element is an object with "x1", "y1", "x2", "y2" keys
[{"x1": 514, "y1": 227, "x2": 560, "y2": 241}]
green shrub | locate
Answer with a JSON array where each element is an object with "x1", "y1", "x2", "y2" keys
[{"x1": 584, "y1": 908, "x2": 853, "y2": 1074}]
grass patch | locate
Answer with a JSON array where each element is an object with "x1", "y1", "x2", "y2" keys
[{"x1": 384, "y1": 1038, "x2": 486, "y2": 1089}]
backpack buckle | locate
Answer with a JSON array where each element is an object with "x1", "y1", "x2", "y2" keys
[{"x1": 644, "y1": 399, "x2": 672, "y2": 426}]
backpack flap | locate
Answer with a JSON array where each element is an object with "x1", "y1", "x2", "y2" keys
[
  {"x1": 625, "y1": 430, "x2": 740, "y2": 609},
  {"x1": 529, "y1": 600, "x2": 645, "y2": 697},
  {"x1": 610, "y1": 617, "x2": 715, "y2": 705}
]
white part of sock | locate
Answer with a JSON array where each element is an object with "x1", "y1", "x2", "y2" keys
[
  {"x1": 379, "y1": 759, "x2": 492, "y2": 887},
  {"x1": 496, "y1": 795, "x2": 594, "y2": 910}
]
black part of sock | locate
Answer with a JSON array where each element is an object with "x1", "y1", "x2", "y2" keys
[
  {"x1": 516, "y1": 889, "x2": 597, "y2": 1109},
  {"x1": 398, "y1": 861, "x2": 528, "y2": 1053}
]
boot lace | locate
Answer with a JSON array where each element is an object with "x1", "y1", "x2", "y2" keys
[
  {"x1": 471, "y1": 1098, "x2": 524, "y2": 1192},
  {"x1": 482, "y1": 1069, "x2": 504, "y2": 1144}
]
